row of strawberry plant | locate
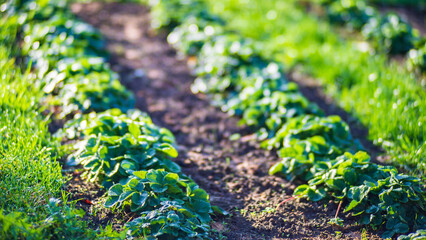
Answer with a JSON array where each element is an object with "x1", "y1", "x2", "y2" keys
[
  {"x1": 0, "y1": 11, "x2": 124, "y2": 239},
  {"x1": 6, "y1": 0, "x2": 215, "y2": 238},
  {"x1": 203, "y1": 0, "x2": 425, "y2": 178},
  {"x1": 314, "y1": 0, "x2": 426, "y2": 73},
  {"x1": 148, "y1": 0, "x2": 425, "y2": 238},
  {"x1": 64, "y1": 110, "x2": 213, "y2": 239}
]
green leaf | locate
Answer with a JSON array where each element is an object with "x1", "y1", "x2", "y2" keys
[
  {"x1": 106, "y1": 161, "x2": 121, "y2": 177},
  {"x1": 366, "y1": 205, "x2": 379, "y2": 214},
  {"x1": 212, "y1": 205, "x2": 228, "y2": 216},
  {"x1": 108, "y1": 184, "x2": 124, "y2": 197},
  {"x1": 128, "y1": 123, "x2": 141, "y2": 138},
  {"x1": 131, "y1": 192, "x2": 149, "y2": 210},
  {"x1": 164, "y1": 173, "x2": 179, "y2": 184},
  {"x1": 121, "y1": 160, "x2": 136, "y2": 171},
  {"x1": 325, "y1": 178, "x2": 346, "y2": 192},
  {"x1": 162, "y1": 159, "x2": 181, "y2": 173},
  {"x1": 190, "y1": 199, "x2": 211, "y2": 213},
  {"x1": 126, "y1": 178, "x2": 140, "y2": 189},
  {"x1": 157, "y1": 143, "x2": 178, "y2": 158},
  {"x1": 344, "y1": 200, "x2": 360, "y2": 212},
  {"x1": 293, "y1": 184, "x2": 309, "y2": 196},
  {"x1": 269, "y1": 162, "x2": 284, "y2": 175},
  {"x1": 151, "y1": 183, "x2": 168, "y2": 193},
  {"x1": 360, "y1": 214, "x2": 371, "y2": 225},
  {"x1": 307, "y1": 188, "x2": 324, "y2": 202},
  {"x1": 105, "y1": 196, "x2": 119, "y2": 208},
  {"x1": 119, "y1": 190, "x2": 135, "y2": 202},
  {"x1": 83, "y1": 157, "x2": 99, "y2": 169},
  {"x1": 394, "y1": 223, "x2": 409, "y2": 234},
  {"x1": 343, "y1": 168, "x2": 357, "y2": 185},
  {"x1": 134, "y1": 171, "x2": 147, "y2": 179},
  {"x1": 190, "y1": 188, "x2": 209, "y2": 200},
  {"x1": 386, "y1": 217, "x2": 400, "y2": 230},
  {"x1": 382, "y1": 230, "x2": 396, "y2": 239}
]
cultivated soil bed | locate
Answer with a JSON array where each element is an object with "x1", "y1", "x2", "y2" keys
[{"x1": 69, "y1": 2, "x2": 384, "y2": 239}]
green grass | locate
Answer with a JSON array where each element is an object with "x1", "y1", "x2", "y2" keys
[
  {"x1": 0, "y1": 15, "x2": 116, "y2": 240},
  {"x1": 0, "y1": 17, "x2": 64, "y2": 214},
  {"x1": 205, "y1": 0, "x2": 425, "y2": 178}
]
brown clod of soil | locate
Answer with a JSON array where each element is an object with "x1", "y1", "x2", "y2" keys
[{"x1": 71, "y1": 2, "x2": 383, "y2": 239}]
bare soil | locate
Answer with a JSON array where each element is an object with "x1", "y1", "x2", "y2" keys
[{"x1": 68, "y1": 2, "x2": 385, "y2": 239}]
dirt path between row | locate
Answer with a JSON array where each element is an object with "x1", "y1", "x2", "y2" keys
[{"x1": 72, "y1": 3, "x2": 382, "y2": 239}]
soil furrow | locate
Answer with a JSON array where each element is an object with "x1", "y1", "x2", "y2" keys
[{"x1": 72, "y1": 2, "x2": 381, "y2": 239}]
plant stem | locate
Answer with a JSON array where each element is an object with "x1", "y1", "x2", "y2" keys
[
  {"x1": 335, "y1": 200, "x2": 343, "y2": 219},
  {"x1": 276, "y1": 194, "x2": 301, "y2": 210}
]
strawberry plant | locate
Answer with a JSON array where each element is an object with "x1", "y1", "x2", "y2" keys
[
  {"x1": 64, "y1": 109, "x2": 216, "y2": 238},
  {"x1": 125, "y1": 200, "x2": 211, "y2": 239},
  {"x1": 317, "y1": 0, "x2": 426, "y2": 72},
  {"x1": 150, "y1": 0, "x2": 426, "y2": 237},
  {"x1": 105, "y1": 169, "x2": 212, "y2": 223},
  {"x1": 149, "y1": 0, "x2": 218, "y2": 30},
  {"x1": 18, "y1": 11, "x2": 134, "y2": 118},
  {"x1": 167, "y1": 16, "x2": 224, "y2": 56},
  {"x1": 187, "y1": 34, "x2": 324, "y2": 136},
  {"x1": 398, "y1": 229, "x2": 426, "y2": 240},
  {"x1": 192, "y1": 35, "x2": 268, "y2": 97},
  {"x1": 55, "y1": 72, "x2": 135, "y2": 118},
  {"x1": 40, "y1": 57, "x2": 111, "y2": 94},
  {"x1": 324, "y1": 0, "x2": 376, "y2": 30},
  {"x1": 67, "y1": 110, "x2": 179, "y2": 187},
  {"x1": 21, "y1": 12, "x2": 106, "y2": 66},
  {"x1": 63, "y1": 109, "x2": 215, "y2": 238},
  {"x1": 362, "y1": 13, "x2": 417, "y2": 54},
  {"x1": 267, "y1": 115, "x2": 362, "y2": 180},
  {"x1": 106, "y1": 169, "x2": 212, "y2": 239},
  {"x1": 265, "y1": 115, "x2": 360, "y2": 152},
  {"x1": 64, "y1": 108, "x2": 169, "y2": 140},
  {"x1": 294, "y1": 151, "x2": 426, "y2": 238},
  {"x1": 408, "y1": 41, "x2": 426, "y2": 72},
  {"x1": 319, "y1": 0, "x2": 419, "y2": 55},
  {"x1": 236, "y1": 91, "x2": 323, "y2": 138}
]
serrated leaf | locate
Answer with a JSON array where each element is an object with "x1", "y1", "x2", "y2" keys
[
  {"x1": 105, "y1": 196, "x2": 119, "y2": 208},
  {"x1": 108, "y1": 184, "x2": 124, "y2": 197},
  {"x1": 119, "y1": 190, "x2": 135, "y2": 202},
  {"x1": 343, "y1": 168, "x2": 357, "y2": 184}
]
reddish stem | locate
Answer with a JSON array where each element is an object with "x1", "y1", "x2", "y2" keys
[
  {"x1": 276, "y1": 194, "x2": 301, "y2": 210},
  {"x1": 335, "y1": 200, "x2": 343, "y2": 219}
]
